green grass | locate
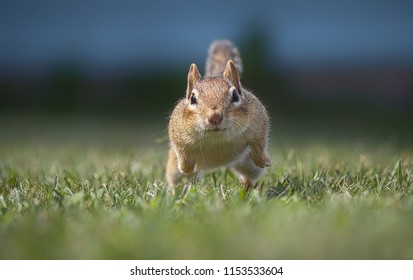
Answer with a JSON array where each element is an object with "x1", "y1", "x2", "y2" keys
[{"x1": 0, "y1": 117, "x2": 413, "y2": 259}]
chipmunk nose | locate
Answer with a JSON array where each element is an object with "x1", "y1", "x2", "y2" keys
[{"x1": 207, "y1": 111, "x2": 223, "y2": 125}]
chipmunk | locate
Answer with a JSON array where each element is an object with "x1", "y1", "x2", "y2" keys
[{"x1": 166, "y1": 40, "x2": 270, "y2": 188}]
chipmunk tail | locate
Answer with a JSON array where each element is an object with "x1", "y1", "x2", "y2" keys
[{"x1": 205, "y1": 40, "x2": 243, "y2": 77}]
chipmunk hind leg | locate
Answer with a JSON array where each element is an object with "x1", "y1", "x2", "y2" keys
[{"x1": 231, "y1": 157, "x2": 264, "y2": 189}]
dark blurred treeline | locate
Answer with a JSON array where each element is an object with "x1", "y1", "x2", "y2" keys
[{"x1": 1, "y1": 31, "x2": 413, "y2": 135}]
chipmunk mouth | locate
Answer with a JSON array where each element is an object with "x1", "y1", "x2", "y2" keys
[{"x1": 206, "y1": 127, "x2": 226, "y2": 132}]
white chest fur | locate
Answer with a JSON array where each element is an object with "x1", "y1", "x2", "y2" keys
[{"x1": 191, "y1": 131, "x2": 250, "y2": 170}]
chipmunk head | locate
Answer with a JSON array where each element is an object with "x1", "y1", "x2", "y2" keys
[{"x1": 184, "y1": 60, "x2": 249, "y2": 138}]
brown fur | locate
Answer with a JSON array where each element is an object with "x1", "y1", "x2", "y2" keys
[{"x1": 166, "y1": 40, "x2": 270, "y2": 188}]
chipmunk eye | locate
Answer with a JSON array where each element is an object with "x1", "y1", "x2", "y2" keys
[
  {"x1": 231, "y1": 89, "x2": 240, "y2": 103},
  {"x1": 190, "y1": 93, "x2": 197, "y2": 105}
]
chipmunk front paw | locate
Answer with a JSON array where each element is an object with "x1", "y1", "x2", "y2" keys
[
  {"x1": 178, "y1": 161, "x2": 195, "y2": 175},
  {"x1": 265, "y1": 155, "x2": 271, "y2": 167},
  {"x1": 252, "y1": 152, "x2": 271, "y2": 168}
]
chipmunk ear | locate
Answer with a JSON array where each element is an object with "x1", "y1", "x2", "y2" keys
[
  {"x1": 186, "y1": 63, "x2": 201, "y2": 99},
  {"x1": 223, "y1": 60, "x2": 241, "y2": 93}
]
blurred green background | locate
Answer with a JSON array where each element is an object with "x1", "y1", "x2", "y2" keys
[{"x1": 1, "y1": 1, "x2": 412, "y2": 141}]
